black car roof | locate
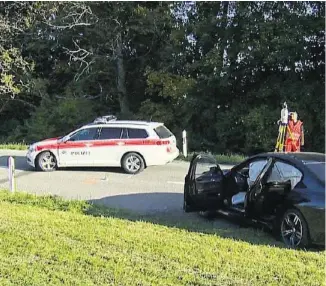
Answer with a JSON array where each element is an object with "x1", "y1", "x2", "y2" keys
[{"x1": 250, "y1": 152, "x2": 326, "y2": 164}]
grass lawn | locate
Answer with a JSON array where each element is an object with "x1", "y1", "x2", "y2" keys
[
  {"x1": 0, "y1": 143, "x2": 28, "y2": 151},
  {"x1": 178, "y1": 152, "x2": 246, "y2": 164},
  {"x1": 0, "y1": 190, "x2": 324, "y2": 286}
]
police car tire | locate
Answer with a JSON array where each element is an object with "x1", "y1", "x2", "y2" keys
[
  {"x1": 36, "y1": 151, "x2": 57, "y2": 172},
  {"x1": 121, "y1": 153, "x2": 145, "y2": 174}
]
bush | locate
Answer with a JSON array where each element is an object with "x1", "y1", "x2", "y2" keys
[{"x1": 7, "y1": 96, "x2": 99, "y2": 144}]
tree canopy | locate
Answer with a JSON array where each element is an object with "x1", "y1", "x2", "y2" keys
[{"x1": 0, "y1": 1, "x2": 324, "y2": 154}]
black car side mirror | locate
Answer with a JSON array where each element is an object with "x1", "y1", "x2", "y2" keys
[
  {"x1": 210, "y1": 166, "x2": 219, "y2": 174},
  {"x1": 60, "y1": 136, "x2": 71, "y2": 143}
]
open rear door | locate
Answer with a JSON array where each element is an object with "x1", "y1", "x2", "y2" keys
[{"x1": 184, "y1": 154, "x2": 225, "y2": 212}]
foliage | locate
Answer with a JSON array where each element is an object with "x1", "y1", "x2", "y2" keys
[
  {"x1": 0, "y1": 143, "x2": 27, "y2": 150},
  {"x1": 7, "y1": 96, "x2": 99, "y2": 143},
  {"x1": 0, "y1": 2, "x2": 35, "y2": 107},
  {"x1": 0, "y1": 2, "x2": 324, "y2": 154},
  {"x1": 178, "y1": 152, "x2": 247, "y2": 164},
  {"x1": 0, "y1": 190, "x2": 324, "y2": 285}
]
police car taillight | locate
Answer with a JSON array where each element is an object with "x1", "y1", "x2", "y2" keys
[{"x1": 156, "y1": 140, "x2": 169, "y2": 145}]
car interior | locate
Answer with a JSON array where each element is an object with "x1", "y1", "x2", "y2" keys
[
  {"x1": 226, "y1": 159, "x2": 302, "y2": 215},
  {"x1": 227, "y1": 165, "x2": 250, "y2": 209},
  {"x1": 192, "y1": 156, "x2": 304, "y2": 218}
]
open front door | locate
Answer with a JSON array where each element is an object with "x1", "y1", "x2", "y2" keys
[
  {"x1": 245, "y1": 158, "x2": 274, "y2": 216},
  {"x1": 184, "y1": 154, "x2": 224, "y2": 212}
]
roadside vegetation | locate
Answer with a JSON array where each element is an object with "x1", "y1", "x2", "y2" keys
[
  {"x1": 1, "y1": 2, "x2": 324, "y2": 155},
  {"x1": 178, "y1": 152, "x2": 247, "y2": 165},
  {"x1": 0, "y1": 190, "x2": 324, "y2": 286},
  {"x1": 0, "y1": 143, "x2": 28, "y2": 151}
]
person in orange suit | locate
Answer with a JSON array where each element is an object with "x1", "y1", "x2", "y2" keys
[{"x1": 285, "y1": 112, "x2": 304, "y2": 152}]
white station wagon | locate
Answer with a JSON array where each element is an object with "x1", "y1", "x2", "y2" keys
[{"x1": 26, "y1": 116, "x2": 179, "y2": 174}]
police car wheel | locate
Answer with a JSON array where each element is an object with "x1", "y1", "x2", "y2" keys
[
  {"x1": 36, "y1": 151, "x2": 57, "y2": 172},
  {"x1": 121, "y1": 153, "x2": 144, "y2": 174}
]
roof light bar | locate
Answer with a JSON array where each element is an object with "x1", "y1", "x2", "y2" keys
[{"x1": 93, "y1": 115, "x2": 117, "y2": 124}]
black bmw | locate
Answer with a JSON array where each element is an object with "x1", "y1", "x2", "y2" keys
[{"x1": 184, "y1": 152, "x2": 325, "y2": 248}]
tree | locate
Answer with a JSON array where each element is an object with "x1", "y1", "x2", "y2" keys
[
  {"x1": 0, "y1": 2, "x2": 324, "y2": 153},
  {"x1": 43, "y1": 2, "x2": 175, "y2": 117},
  {"x1": 149, "y1": 1, "x2": 325, "y2": 153},
  {"x1": 0, "y1": 2, "x2": 35, "y2": 112}
]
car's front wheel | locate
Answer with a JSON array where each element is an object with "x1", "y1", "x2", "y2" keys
[
  {"x1": 36, "y1": 151, "x2": 57, "y2": 172},
  {"x1": 198, "y1": 211, "x2": 217, "y2": 219},
  {"x1": 280, "y1": 208, "x2": 310, "y2": 248},
  {"x1": 121, "y1": 153, "x2": 145, "y2": 174}
]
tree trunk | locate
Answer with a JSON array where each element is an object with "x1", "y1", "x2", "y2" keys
[
  {"x1": 116, "y1": 32, "x2": 130, "y2": 117},
  {"x1": 220, "y1": 1, "x2": 229, "y2": 67}
]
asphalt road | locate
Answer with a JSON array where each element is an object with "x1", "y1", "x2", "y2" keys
[{"x1": 0, "y1": 150, "x2": 233, "y2": 215}]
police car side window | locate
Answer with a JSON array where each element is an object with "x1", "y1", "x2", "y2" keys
[
  {"x1": 99, "y1": 127, "x2": 122, "y2": 140},
  {"x1": 69, "y1": 128, "x2": 98, "y2": 141},
  {"x1": 127, "y1": 128, "x2": 148, "y2": 139}
]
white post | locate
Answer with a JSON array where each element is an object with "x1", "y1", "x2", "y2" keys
[
  {"x1": 8, "y1": 156, "x2": 15, "y2": 193},
  {"x1": 182, "y1": 130, "x2": 188, "y2": 158}
]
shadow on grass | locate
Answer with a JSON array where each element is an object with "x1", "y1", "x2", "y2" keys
[
  {"x1": 87, "y1": 193, "x2": 288, "y2": 249},
  {"x1": 87, "y1": 193, "x2": 324, "y2": 252},
  {"x1": 0, "y1": 189, "x2": 323, "y2": 252}
]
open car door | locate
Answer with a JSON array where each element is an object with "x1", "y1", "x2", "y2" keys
[
  {"x1": 245, "y1": 157, "x2": 274, "y2": 216},
  {"x1": 184, "y1": 154, "x2": 225, "y2": 212},
  {"x1": 246, "y1": 158, "x2": 294, "y2": 217}
]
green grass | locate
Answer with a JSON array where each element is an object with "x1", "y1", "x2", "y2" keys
[
  {"x1": 0, "y1": 143, "x2": 28, "y2": 150},
  {"x1": 178, "y1": 152, "x2": 247, "y2": 165},
  {"x1": 0, "y1": 190, "x2": 324, "y2": 286}
]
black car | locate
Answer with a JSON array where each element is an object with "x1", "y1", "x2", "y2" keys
[{"x1": 183, "y1": 152, "x2": 325, "y2": 248}]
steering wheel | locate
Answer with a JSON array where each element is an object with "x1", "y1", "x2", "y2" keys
[{"x1": 234, "y1": 171, "x2": 247, "y2": 183}]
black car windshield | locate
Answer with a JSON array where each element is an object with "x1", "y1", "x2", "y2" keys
[{"x1": 304, "y1": 162, "x2": 325, "y2": 184}]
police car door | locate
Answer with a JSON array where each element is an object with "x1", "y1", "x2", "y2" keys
[
  {"x1": 58, "y1": 127, "x2": 99, "y2": 166},
  {"x1": 92, "y1": 127, "x2": 124, "y2": 166}
]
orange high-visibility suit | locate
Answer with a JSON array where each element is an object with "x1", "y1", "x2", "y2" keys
[{"x1": 285, "y1": 113, "x2": 304, "y2": 152}]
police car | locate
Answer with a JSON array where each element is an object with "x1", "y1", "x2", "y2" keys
[{"x1": 26, "y1": 116, "x2": 179, "y2": 174}]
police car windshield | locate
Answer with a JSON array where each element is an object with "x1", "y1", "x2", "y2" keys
[{"x1": 59, "y1": 128, "x2": 79, "y2": 141}]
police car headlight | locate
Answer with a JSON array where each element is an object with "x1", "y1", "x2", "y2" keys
[{"x1": 28, "y1": 144, "x2": 36, "y2": 152}]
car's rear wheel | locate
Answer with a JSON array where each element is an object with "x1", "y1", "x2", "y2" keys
[
  {"x1": 280, "y1": 208, "x2": 310, "y2": 248},
  {"x1": 36, "y1": 151, "x2": 57, "y2": 172},
  {"x1": 121, "y1": 153, "x2": 145, "y2": 174}
]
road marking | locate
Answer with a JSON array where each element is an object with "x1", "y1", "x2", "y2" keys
[
  {"x1": 101, "y1": 174, "x2": 109, "y2": 181},
  {"x1": 82, "y1": 178, "x2": 97, "y2": 185},
  {"x1": 167, "y1": 181, "x2": 184, "y2": 185}
]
